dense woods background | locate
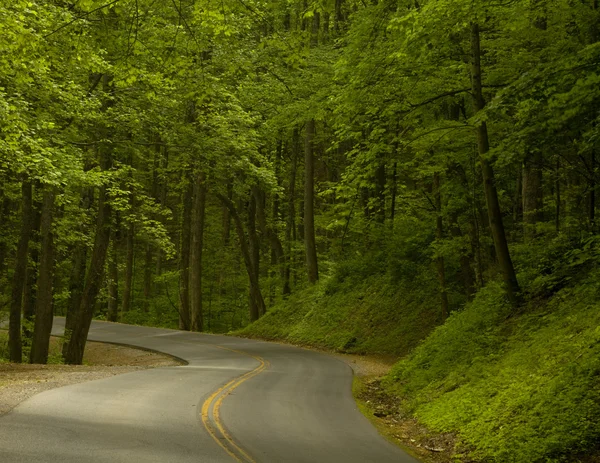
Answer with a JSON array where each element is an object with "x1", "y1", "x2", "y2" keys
[{"x1": 1, "y1": 0, "x2": 600, "y2": 460}]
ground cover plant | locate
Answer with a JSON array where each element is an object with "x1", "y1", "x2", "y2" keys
[{"x1": 1, "y1": 0, "x2": 599, "y2": 460}]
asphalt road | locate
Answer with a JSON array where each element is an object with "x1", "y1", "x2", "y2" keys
[{"x1": 0, "y1": 319, "x2": 418, "y2": 463}]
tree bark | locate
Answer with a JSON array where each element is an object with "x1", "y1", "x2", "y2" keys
[
  {"x1": 255, "y1": 184, "x2": 286, "y2": 306},
  {"x1": 63, "y1": 115, "x2": 112, "y2": 365},
  {"x1": 284, "y1": 130, "x2": 299, "y2": 295},
  {"x1": 449, "y1": 163, "x2": 477, "y2": 297},
  {"x1": 450, "y1": 217, "x2": 476, "y2": 300},
  {"x1": 63, "y1": 188, "x2": 92, "y2": 359},
  {"x1": 513, "y1": 169, "x2": 522, "y2": 223},
  {"x1": 334, "y1": 0, "x2": 344, "y2": 35},
  {"x1": 433, "y1": 173, "x2": 449, "y2": 320},
  {"x1": 30, "y1": 187, "x2": 56, "y2": 364},
  {"x1": 247, "y1": 191, "x2": 262, "y2": 315},
  {"x1": 107, "y1": 232, "x2": 119, "y2": 322},
  {"x1": 522, "y1": 150, "x2": 543, "y2": 240},
  {"x1": 179, "y1": 180, "x2": 193, "y2": 330},
  {"x1": 122, "y1": 221, "x2": 134, "y2": 314},
  {"x1": 154, "y1": 146, "x2": 168, "y2": 281},
  {"x1": 9, "y1": 180, "x2": 33, "y2": 363},
  {"x1": 190, "y1": 172, "x2": 207, "y2": 332},
  {"x1": 470, "y1": 22, "x2": 520, "y2": 305},
  {"x1": 23, "y1": 192, "x2": 41, "y2": 345},
  {"x1": 222, "y1": 182, "x2": 232, "y2": 246},
  {"x1": 555, "y1": 157, "x2": 561, "y2": 232},
  {"x1": 390, "y1": 162, "x2": 398, "y2": 225},
  {"x1": 304, "y1": 120, "x2": 319, "y2": 283},
  {"x1": 142, "y1": 244, "x2": 153, "y2": 313},
  {"x1": 590, "y1": 149, "x2": 596, "y2": 230},
  {"x1": 217, "y1": 193, "x2": 265, "y2": 322},
  {"x1": 374, "y1": 162, "x2": 386, "y2": 224},
  {"x1": 0, "y1": 192, "x2": 11, "y2": 277}
]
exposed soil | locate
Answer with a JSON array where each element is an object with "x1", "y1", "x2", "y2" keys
[
  {"x1": 332, "y1": 352, "x2": 459, "y2": 463},
  {"x1": 355, "y1": 377, "x2": 460, "y2": 463},
  {"x1": 0, "y1": 337, "x2": 182, "y2": 416}
]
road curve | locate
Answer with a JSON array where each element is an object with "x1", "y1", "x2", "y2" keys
[{"x1": 0, "y1": 318, "x2": 418, "y2": 463}]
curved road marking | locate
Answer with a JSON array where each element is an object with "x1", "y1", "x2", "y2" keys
[{"x1": 200, "y1": 346, "x2": 270, "y2": 463}]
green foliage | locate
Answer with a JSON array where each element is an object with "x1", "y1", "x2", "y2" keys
[
  {"x1": 512, "y1": 233, "x2": 600, "y2": 299},
  {"x1": 0, "y1": 328, "x2": 64, "y2": 364},
  {"x1": 119, "y1": 309, "x2": 178, "y2": 330},
  {"x1": 2, "y1": 0, "x2": 600, "y2": 459},
  {"x1": 0, "y1": 330, "x2": 8, "y2": 363},
  {"x1": 239, "y1": 250, "x2": 440, "y2": 356},
  {"x1": 384, "y1": 272, "x2": 600, "y2": 462}
]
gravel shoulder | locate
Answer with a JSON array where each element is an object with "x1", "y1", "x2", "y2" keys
[{"x1": 0, "y1": 337, "x2": 182, "y2": 417}]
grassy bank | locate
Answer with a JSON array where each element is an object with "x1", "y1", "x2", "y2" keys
[
  {"x1": 238, "y1": 269, "x2": 440, "y2": 357},
  {"x1": 240, "y1": 236, "x2": 600, "y2": 462},
  {"x1": 384, "y1": 275, "x2": 600, "y2": 462}
]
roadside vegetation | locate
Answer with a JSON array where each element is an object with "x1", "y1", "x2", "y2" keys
[
  {"x1": 242, "y1": 235, "x2": 600, "y2": 462},
  {"x1": 1, "y1": 0, "x2": 599, "y2": 461}
]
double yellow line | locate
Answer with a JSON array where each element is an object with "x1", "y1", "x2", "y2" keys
[{"x1": 201, "y1": 347, "x2": 269, "y2": 463}]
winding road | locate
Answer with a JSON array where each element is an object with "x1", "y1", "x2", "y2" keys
[{"x1": 0, "y1": 319, "x2": 418, "y2": 462}]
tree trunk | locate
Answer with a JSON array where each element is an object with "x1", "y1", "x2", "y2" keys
[
  {"x1": 470, "y1": 22, "x2": 520, "y2": 305},
  {"x1": 122, "y1": 222, "x2": 134, "y2": 314},
  {"x1": 0, "y1": 189, "x2": 11, "y2": 276},
  {"x1": 63, "y1": 188, "x2": 92, "y2": 359},
  {"x1": 247, "y1": 191, "x2": 262, "y2": 315},
  {"x1": 256, "y1": 184, "x2": 286, "y2": 306},
  {"x1": 271, "y1": 143, "x2": 286, "y2": 295},
  {"x1": 522, "y1": 150, "x2": 543, "y2": 240},
  {"x1": 179, "y1": 180, "x2": 193, "y2": 330},
  {"x1": 555, "y1": 158, "x2": 561, "y2": 232},
  {"x1": 190, "y1": 172, "x2": 207, "y2": 332},
  {"x1": 433, "y1": 173, "x2": 449, "y2": 320},
  {"x1": 30, "y1": 187, "x2": 56, "y2": 364},
  {"x1": 374, "y1": 162, "x2": 386, "y2": 224},
  {"x1": 222, "y1": 182, "x2": 232, "y2": 246},
  {"x1": 513, "y1": 168, "x2": 522, "y2": 223},
  {"x1": 9, "y1": 180, "x2": 33, "y2": 363},
  {"x1": 449, "y1": 163, "x2": 477, "y2": 297},
  {"x1": 154, "y1": 146, "x2": 168, "y2": 282},
  {"x1": 304, "y1": 120, "x2": 319, "y2": 283},
  {"x1": 63, "y1": 132, "x2": 112, "y2": 365},
  {"x1": 334, "y1": 0, "x2": 344, "y2": 35},
  {"x1": 217, "y1": 193, "x2": 265, "y2": 322},
  {"x1": 23, "y1": 192, "x2": 41, "y2": 345},
  {"x1": 142, "y1": 244, "x2": 153, "y2": 313},
  {"x1": 390, "y1": 162, "x2": 398, "y2": 225},
  {"x1": 284, "y1": 130, "x2": 299, "y2": 295},
  {"x1": 450, "y1": 217, "x2": 476, "y2": 300},
  {"x1": 590, "y1": 149, "x2": 596, "y2": 230},
  {"x1": 107, "y1": 232, "x2": 119, "y2": 322}
]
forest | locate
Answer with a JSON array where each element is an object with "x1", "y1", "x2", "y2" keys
[{"x1": 1, "y1": 0, "x2": 599, "y2": 461}]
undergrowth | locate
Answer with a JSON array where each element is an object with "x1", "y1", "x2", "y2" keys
[
  {"x1": 0, "y1": 328, "x2": 65, "y2": 364},
  {"x1": 241, "y1": 233, "x2": 600, "y2": 461},
  {"x1": 383, "y1": 235, "x2": 600, "y2": 462},
  {"x1": 237, "y1": 269, "x2": 440, "y2": 356}
]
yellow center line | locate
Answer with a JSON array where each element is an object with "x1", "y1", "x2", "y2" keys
[{"x1": 200, "y1": 345, "x2": 270, "y2": 463}]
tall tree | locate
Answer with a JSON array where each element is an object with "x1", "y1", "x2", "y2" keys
[
  {"x1": 9, "y1": 180, "x2": 33, "y2": 363},
  {"x1": 190, "y1": 172, "x2": 207, "y2": 331},
  {"x1": 30, "y1": 187, "x2": 56, "y2": 364},
  {"x1": 304, "y1": 120, "x2": 319, "y2": 283},
  {"x1": 470, "y1": 22, "x2": 520, "y2": 305}
]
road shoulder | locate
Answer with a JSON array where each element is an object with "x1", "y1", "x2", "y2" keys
[{"x1": 0, "y1": 338, "x2": 182, "y2": 416}]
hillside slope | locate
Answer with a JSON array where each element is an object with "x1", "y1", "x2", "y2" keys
[
  {"x1": 238, "y1": 270, "x2": 440, "y2": 358},
  {"x1": 240, "y1": 247, "x2": 600, "y2": 462}
]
